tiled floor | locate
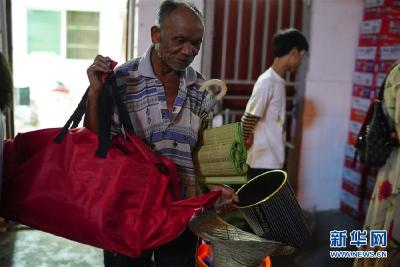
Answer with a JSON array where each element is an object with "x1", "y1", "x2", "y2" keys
[
  {"x1": 272, "y1": 210, "x2": 363, "y2": 267},
  {"x1": 0, "y1": 210, "x2": 363, "y2": 267},
  {"x1": 0, "y1": 225, "x2": 103, "y2": 267}
]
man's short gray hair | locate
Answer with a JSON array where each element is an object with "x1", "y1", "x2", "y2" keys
[{"x1": 156, "y1": 0, "x2": 203, "y2": 28}]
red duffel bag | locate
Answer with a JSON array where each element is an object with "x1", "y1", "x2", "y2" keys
[{"x1": 0, "y1": 76, "x2": 219, "y2": 257}]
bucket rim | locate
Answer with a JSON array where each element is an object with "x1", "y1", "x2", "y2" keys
[{"x1": 236, "y1": 170, "x2": 287, "y2": 209}]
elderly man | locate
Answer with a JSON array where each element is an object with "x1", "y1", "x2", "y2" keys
[{"x1": 85, "y1": 1, "x2": 238, "y2": 266}]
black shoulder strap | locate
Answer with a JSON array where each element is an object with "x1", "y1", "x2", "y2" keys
[
  {"x1": 352, "y1": 102, "x2": 374, "y2": 167},
  {"x1": 54, "y1": 89, "x2": 89, "y2": 144},
  {"x1": 95, "y1": 76, "x2": 135, "y2": 158},
  {"x1": 377, "y1": 77, "x2": 387, "y2": 101},
  {"x1": 55, "y1": 76, "x2": 135, "y2": 158},
  {"x1": 95, "y1": 80, "x2": 113, "y2": 158},
  {"x1": 109, "y1": 76, "x2": 134, "y2": 134}
]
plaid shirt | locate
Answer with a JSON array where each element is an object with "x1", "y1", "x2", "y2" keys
[{"x1": 112, "y1": 46, "x2": 216, "y2": 197}]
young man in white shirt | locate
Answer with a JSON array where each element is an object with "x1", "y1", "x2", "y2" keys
[{"x1": 242, "y1": 28, "x2": 308, "y2": 179}]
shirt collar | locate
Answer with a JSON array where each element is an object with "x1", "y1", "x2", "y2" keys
[
  {"x1": 138, "y1": 45, "x2": 156, "y2": 78},
  {"x1": 138, "y1": 45, "x2": 198, "y2": 86},
  {"x1": 270, "y1": 67, "x2": 286, "y2": 84}
]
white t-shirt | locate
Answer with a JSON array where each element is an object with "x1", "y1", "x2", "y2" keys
[{"x1": 245, "y1": 67, "x2": 286, "y2": 169}]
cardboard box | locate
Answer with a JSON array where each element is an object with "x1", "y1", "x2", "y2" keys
[
  {"x1": 380, "y1": 45, "x2": 400, "y2": 60},
  {"x1": 375, "y1": 72, "x2": 387, "y2": 87},
  {"x1": 341, "y1": 189, "x2": 361, "y2": 211},
  {"x1": 349, "y1": 120, "x2": 362, "y2": 135},
  {"x1": 363, "y1": 6, "x2": 400, "y2": 20},
  {"x1": 345, "y1": 143, "x2": 357, "y2": 159},
  {"x1": 356, "y1": 46, "x2": 377, "y2": 60},
  {"x1": 343, "y1": 178, "x2": 375, "y2": 200},
  {"x1": 343, "y1": 156, "x2": 363, "y2": 182},
  {"x1": 348, "y1": 131, "x2": 358, "y2": 146},
  {"x1": 355, "y1": 59, "x2": 376, "y2": 72},
  {"x1": 344, "y1": 156, "x2": 362, "y2": 171},
  {"x1": 343, "y1": 157, "x2": 377, "y2": 198},
  {"x1": 353, "y1": 72, "x2": 387, "y2": 89},
  {"x1": 360, "y1": 19, "x2": 382, "y2": 35},
  {"x1": 342, "y1": 178, "x2": 361, "y2": 196},
  {"x1": 360, "y1": 18, "x2": 400, "y2": 35},
  {"x1": 351, "y1": 96, "x2": 371, "y2": 111},
  {"x1": 347, "y1": 119, "x2": 363, "y2": 147},
  {"x1": 341, "y1": 184, "x2": 372, "y2": 220},
  {"x1": 359, "y1": 34, "x2": 400, "y2": 46},
  {"x1": 355, "y1": 59, "x2": 398, "y2": 73},
  {"x1": 352, "y1": 84, "x2": 375, "y2": 98},
  {"x1": 350, "y1": 107, "x2": 368, "y2": 123},
  {"x1": 364, "y1": 0, "x2": 400, "y2": 9},
  {"x1": 343, "y1": 166, "x2": 362, "y2": 186},
  {"x1": 353, "y1": 72, "x2": 374, "y2": 87},
  {"x1": 376, "y1": 60, "x2": 398, "y2": 72},
  {"x1": 342, "y1": 176, "x2": 376, "y2": 207}
]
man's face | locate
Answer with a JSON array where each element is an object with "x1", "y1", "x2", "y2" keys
[
  {"x1": 152, "y1": 7, "x2": 204, "y2": 71},
  {"x1": 288, "y1": 48, "x2": 306, "y2": 72}
]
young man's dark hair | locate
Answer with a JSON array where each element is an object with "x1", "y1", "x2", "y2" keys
[
  {"x1": 272, "y1": 28, "x2": 309, "y2": 57},
  {"x1": 156, "y1": 0, "x2": 203, "y2": 28}
]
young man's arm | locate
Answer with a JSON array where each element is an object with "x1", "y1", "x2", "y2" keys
[
  {"x1": 242, "y1": 75, "x2": 272, "y2": 149},
  {"x1": 241, "y1": 112, "x2": 260, "y2": 149}
]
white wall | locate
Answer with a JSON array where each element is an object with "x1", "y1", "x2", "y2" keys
[
  {"x1": 12, "y1": 0, "x2": 128, "y2": 131},
  {"x1": 12, "y1": 0, "x2": 127, "y2": 90},
  {"x1": 298, "y1": 0, "x2": 363, "y2": 211},
  {"x1": 136, "y1": 0, "x2": 204, "y2": 72}
]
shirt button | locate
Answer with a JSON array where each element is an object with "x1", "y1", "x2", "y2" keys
[{"x1": 173, "y1": 141, "x2": 178, "y2": 148}]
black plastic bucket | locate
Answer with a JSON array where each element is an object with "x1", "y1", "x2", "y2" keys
[{"x1": 237, "y1": 170, "x2": 311, "y2": 248}]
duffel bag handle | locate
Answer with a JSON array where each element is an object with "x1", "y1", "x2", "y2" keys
[
  {"x1": 109, "y1": 77, "x2": 134, "y2": 134},
  {"x1": 95, "y1": 76, "x2": 135, "y2": 158},
  {"x1": 54, "y1": 75, "x2": 134, "y2": 158},
  {"x1": 107, "y1": 77, "x2": 162, "y2": 163},
  {"x1": 54, "y1": 89, "x2": 89, "y2": 144}
]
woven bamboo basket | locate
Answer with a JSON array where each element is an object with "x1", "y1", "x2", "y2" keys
[
  {"x1": 194, "y1": 122, "x2": 248, "y2": 184},
  {"x1": 236, "y1": 170, "x2": 311, "y2": 248},
  {"x1": 190, "y1": 210, "x2": 295, "y2": 267},
  {"x1": 200, "y1": 123, "x2": 240, "y2": 146}
]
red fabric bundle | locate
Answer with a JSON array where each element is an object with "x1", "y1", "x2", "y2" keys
[{"x1": 0, "y1": 126, "x2": 218, "y2": 257}]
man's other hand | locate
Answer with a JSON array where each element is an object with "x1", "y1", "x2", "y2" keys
[
  {"x1": 244, "y1": 134, "x2": 254, "y2": 149},
  {"x1": 207, "y1": 184, "x2": 239, "y2": 214}
]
